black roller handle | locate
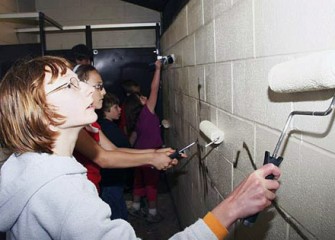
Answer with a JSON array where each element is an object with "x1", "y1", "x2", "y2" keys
[
  {"x1": 242, "y1": 151, "x2": 283, "y2": 227},
  {"x1": 168, "y1": 149, "x2": 183, "y2": 160}
]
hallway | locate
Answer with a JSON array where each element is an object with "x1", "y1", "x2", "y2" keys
[{"x1": 126, "y1": 173, "x2": 181, "y2": 240}]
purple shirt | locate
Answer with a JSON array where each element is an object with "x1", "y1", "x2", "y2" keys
[{"x1": 134, "y1": 105, "x2": 163, "y2": 149}]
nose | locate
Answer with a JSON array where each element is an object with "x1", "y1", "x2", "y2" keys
[{"x1": 101, "y1": 87, "x2": 106, "y2": 96}]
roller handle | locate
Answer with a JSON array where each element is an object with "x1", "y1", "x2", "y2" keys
[
  {"x1": 242, "y1": 151, "x2": 283, "y2": 227},
  {"x1": 168, "y1": 149, "x2": 183, "y2": 160}
]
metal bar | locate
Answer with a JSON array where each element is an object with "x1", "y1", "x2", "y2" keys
[
  {"x1": 155, "y1": 22, "x2": 160, "y2": 56},
  {"x1": 272, "y1": 94, "x2": 335, "y2": 158},
  {"x1": 42, "y1": 14, "x2": 63, "y2": 30},
  {"x1": 85, "y1": 25, "x2": 93, "y2": 54},
  {"x1": 0, "y1": 12, "x2": 62, "y2": 30},
  {"x1": 0, "y1": 12, "x2": 39, "y2": 19},
  {"x1": 90, "y1": 23, "x2": 157, "y2": 29},
  {"x1": 16, "y1": 23, "x2": 159, "y2": 33}
]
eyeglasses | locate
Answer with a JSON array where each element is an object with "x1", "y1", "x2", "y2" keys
[
  {"x1": 84, "y1": 81, "x2": 104, "y2": 91},
  {"x1": 46, "y1": 77, "x2": 80, "y2": 95}
]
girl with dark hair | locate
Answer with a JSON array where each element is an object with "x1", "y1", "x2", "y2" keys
[
  {"x1": 125, "y1": 61, "x2": 166, "y2": 223},
  {"x1": 73, "y1": 64, "x2": 176, "y2": 193}
]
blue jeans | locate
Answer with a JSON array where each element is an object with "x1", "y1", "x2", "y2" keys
[{"x1": 100, "y1": 185, "x2": 128, "y2": 221}]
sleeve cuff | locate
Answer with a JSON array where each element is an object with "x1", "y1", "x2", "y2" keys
[{"x1": 203, "y1": 212, "x2": 229, "y2": 240}]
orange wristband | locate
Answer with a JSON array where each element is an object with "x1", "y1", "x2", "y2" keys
[{"x1": 203, "y1": 212, "x2": 229, "y2": 240}]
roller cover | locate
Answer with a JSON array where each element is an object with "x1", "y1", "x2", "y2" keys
[
  {"x1": 268, "y1": 50, "x2": 335, "y2": 93},
  {"x1": 199, "y1": 120, "x2": 224, "y2": 144}
]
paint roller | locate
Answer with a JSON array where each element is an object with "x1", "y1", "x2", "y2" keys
[
  {"x1": 243, "y1": 50, "x2": 335, "y2": 226},
  {"x1": 168, "y1": 120, "x2": 224, "y2": 159},
  {"x1": 199, "y1": 120, "x2": 225, "y2": 146}
]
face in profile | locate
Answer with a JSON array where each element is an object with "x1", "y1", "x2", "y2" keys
[
  {"x1": 105, "y1": 104, "x2": 121, "y2": 121},
  {"x1": 45, "y1": 68, "x2": 97, "y2": 129},
  {"x1": 85, "y1": 70, "x2": 106, "y2": 110}
]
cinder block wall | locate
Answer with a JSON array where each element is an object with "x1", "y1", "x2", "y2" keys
[{"x1": 161, "y1": 0, "x2": 335, "y2": 239}]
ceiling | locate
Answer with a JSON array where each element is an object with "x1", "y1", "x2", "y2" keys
[
  {"x1": 122, "y1": 0, "x2": 189, "y2": 32},
  {"x1": 122, "y1": 0, "x2": 169, "y2": 12}
]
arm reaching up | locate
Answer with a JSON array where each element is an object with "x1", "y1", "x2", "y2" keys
[{"x1": 146, "y1": 60, "x2": 162, "y2": 113}]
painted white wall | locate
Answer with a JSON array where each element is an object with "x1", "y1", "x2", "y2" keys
[
  {"x1": 162, "y1": 0, "x2": 335, "y2": 239},
  {"x1": 0, "y1": 0, "x2": 36, "y2": 44},
  {"x1": 35, "y1": 0, "x2": 160, "y2": 49},
  {"x1": 0, "y1": 0, "x2": 160, "y2": 49}
]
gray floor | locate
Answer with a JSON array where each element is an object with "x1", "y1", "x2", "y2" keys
[{"x1": 126, "y1": 173, "x2": 181, "y2": 240}]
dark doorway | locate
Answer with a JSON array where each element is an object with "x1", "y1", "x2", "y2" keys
[
  {"x1": 0, "y1": 43, "x2": 42, "y2": 79},
  {"x1": 93, "y1": 48, "x2": 156, "y2": 101}
]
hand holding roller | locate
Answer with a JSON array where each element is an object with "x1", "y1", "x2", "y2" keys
[
  {"x1": 242, "y1": 152, "x2": 283, "y2": 226},
  {"x1": 243, "y1": 50, "x2": 335, "y2": 226},
  {"x1": 168, "y1": 142, "x2": 196, "y2": 160}
]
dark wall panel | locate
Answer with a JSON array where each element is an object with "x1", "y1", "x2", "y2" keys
[
  {"x1": 93, "y1": 47, "x2": 163, "y2": 120},
  {"x1": 93, "y1": 48, "x2": 156, "y2": 101},
  {"x1": 0, "y1": 44, "x2": 41, "y2": 79}
]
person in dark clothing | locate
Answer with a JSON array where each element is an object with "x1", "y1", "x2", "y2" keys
[
  {"x1": 71, "y1": 44, "x2": 93, "y2": 72},
  {"x1": 99, "y1": 93, "x2": 131, "y2": 220}
]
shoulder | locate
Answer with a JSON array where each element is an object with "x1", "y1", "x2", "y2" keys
[
  {"x1": 26, "y1": 173, "x2": 99, "y2": 234},
  {"x1": 139, "y1": 105, "x2": 153, "y2": 117}
]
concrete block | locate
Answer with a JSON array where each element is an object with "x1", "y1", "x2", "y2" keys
[
  {"x1": 235, "y1": 206, "x2": 287, "y2": 240},
  {"x1": 173, "y1": 7, "x2": 188, "y2": 43},
  {"x1": 168, "y1": 43, "x2": 183, "y2": 69},
  {"x1": 254, "y1": 0, "x2": 335, "y2": 57},
  {"x1": 215, "y1": 0, "x2": 254, "y2": 62},
  {"x1": 216, "y1": 62, "x2": 233, "y2": 113},
  {"x1": 292, "y1": 92, "x2": 335, "y2": 155},
  {"x1": 189, "y1": 97, "x2": 199, "y2": 129},
  {"x1": 203, "y1": 0, "x2": 214, "y2": 25},
  {"x1": 205, "y1": 64, "x2": 217, "y2": 106},
  {"x1": 182, "y1": 34, "x2": 196, "y2": 67},
  {"x1": 195, "y1": 22, "x2": 215, "y2": 64},
  {"x1": 233, "y1": 57, "x2": 292, "y2": 130},
  {"x1": 187, "y1": 0, "x2": 203, "y2": 35},
  {"x1": 179, "y1": 67, "x2": 189, "y2": 96},
  {"x1": 213, "y1": 0, "x2": 231, "y2": 18},
  {"x1": 280, "y1": 142, "x2": 335, "y2": 239},
  {"x1": 175, "y1": 68, "x2": 184, "y2": 94},
  {"x1": 188, "y1": 65, "x2": 205, "y2": 100},
  {"x1": 217, "y1": 110, "x2": 255, "y2": 171},
  {"x1": 204, "y1": 150, "x2": 233, "y2": 198}
]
